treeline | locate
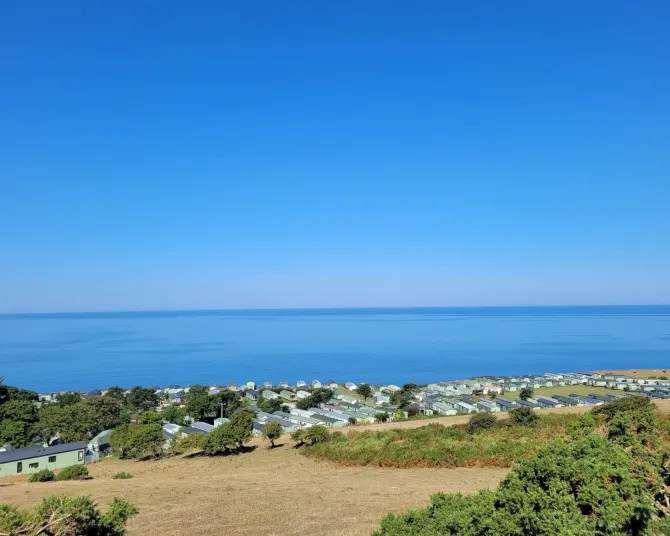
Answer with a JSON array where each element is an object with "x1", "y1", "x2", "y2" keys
[
  {"x1": 0, "y1": 380, "x2": 159, "y2": 447},
  {"x1": 374, "y1": 397, "x2": 670, "y2": 535}
]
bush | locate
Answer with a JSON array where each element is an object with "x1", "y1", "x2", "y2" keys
[
  {"x1": 347, "y1": 417, "x2": 357, "y2": 425},
  {"x1": 0, "y1": 494, "x2": 138, "y2": 535},
  {"x1": 291, "y1": 429, "x2": 306, "y2": 446},
  {"x1": 467, "y1": 412, "x2": 497, "y2": 434},
  {"x1": 28, "y1": 469, "x2": 55, "y2": 483},
  {"x1": 262, "y1": 421, "x2": 283, "y2": 448},
  {"x1": 56, "y1": 464, "x2": 89, "y2": 481},
  {"x1": 508, "y1": 406, "x2": 540, "y2": 427},
  {"x1": 112, "y1": 472, "x2": 132, "y2": 479},
  {"x1": 305, "y1": 425, "x2": 329, "y2": 445},
  {"x1": 374, "y1": 412, "x2": 389, "y2": 423},
  {"x1": 518, "y1": 387, "x2": 534, "y2": 400}
]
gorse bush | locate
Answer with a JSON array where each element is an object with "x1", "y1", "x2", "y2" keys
[
  {"x1": 508, "y1": 406, "x2": 539, "y2": 427},
  {"x1": 373, "y1": 396, "x2": 670, "y2": 535},
  {"x1": 304, "y1": 414, "x2": 578, "y2": 468},
  {"x1": 0, "y1": 494, "x2": 137, "y2": 536},
  {"x1": 112, "y1": 472, "x2": 132, "y2": 479},
  {"x1": 28, "y1": 469, "x2": 55, "y2": 483},
  {"x1": 467, "y1": 413, "x2": 497, "y2": 434},
  {"x1": 56, "y1": 464, "x2": 89, "y2": 481}
]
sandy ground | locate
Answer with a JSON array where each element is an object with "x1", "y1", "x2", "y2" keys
[{"x1": 4, "y1": 401, "x2": 669, "y2": 536}]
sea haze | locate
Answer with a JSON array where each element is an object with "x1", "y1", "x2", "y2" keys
[{"x1": 1, "y1": 306, "x2": 669, "y2": 392}]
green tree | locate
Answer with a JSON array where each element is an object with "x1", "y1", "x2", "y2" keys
[
  {"x1": 518, "y1": 387, "x2": 534, "y2": 400},
  {"x1": 0, "y1": 494, "x2": 138, "y2": 536},
  {"x1": 508, "y1": 406, "x2": 539, "y2": 427},
  {"x1": 257, "y1": 396, "x2": 282, "y2": 414},
  {"x1": 109, "y1": 423, "x2": 164, "y2": 459},
  {"x1": 390, "y1": 384, "x2": 419, "y2": 409},
  {"x1": 0, "y1": 400, "x2": 38, "y2": 423},
  {"x1": 83, "y1": 396, "x2": 128, "y2": 432},
  {"x1": 37, "y1": 402, "x2": 97, "y2": 442},
  {"x1": 137, "y1": 410, "x2": 162, "y2": 424},
  {"x1": 0, "y1": 419, "x2": 31, "y2": 448},
  {"x1": 161, "y1": 405, "x2": 188, "y2": 426},
  {"x1": 305, "y1": 425, "x2": 329, "y2": 445},
  {"x1": 184, "y1": 385, "x2": 211, "y2": 421},
  {"x1": 57, "y1": 392, "x2": 82, "y2": 407},
  {"x1": 488, "y1": 391, "x2": 497, "y2": 399},
  {"x1": 209, "y1": 389, "x2": 241, "y2": 418},
  {"x1": 104, "y1": 386, "x2": 127, "y2": 402},
  {"x1": 347, "y1": 417, "x2": 357, "y2": 425},
  {"x1": 291, "y1": 428, "x2": 306, "y2": 446},
  {"x1": 227, "y1": 411, "x2": 254, "y2": 450},
  {"x1": 356, "y1": 383, "x2": 373, "y2": 402},
  {"x1": 374, "y1": 412, "x2": 389, "y2": 423},
  {"x1": 295, "y1": 388, "x2": 333, "y2": 410},
  {"x1": 5, "y1": 386, "x2": 38, "y2": 403},
  {"x1": 126, "y1": 387, "x2": 158, "y2": 414},
  {"x1": 262, "y1": 421, "x2": 283, "y2": 448}
]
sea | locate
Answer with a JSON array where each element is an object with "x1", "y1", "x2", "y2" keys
[{"x1": 1, "y1": 306, "x2": 670, "y2": 392}]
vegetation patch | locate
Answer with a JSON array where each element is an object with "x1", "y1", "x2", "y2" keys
[
  {"x1": 112, "y1": 472, "x2": 132, "y2": 479},
  {"x1": 28, "y1": 469, "x2": 55, "y2": 483},
  {"x1": 303, "y1": 413, "x2": 581, "y2": 468},
  {"x1": 0, "y1": 495, "x2": 137, "y2": 535},
  {"x1": 373, "y1": 397, "x2": 670, "y2": 535},
  {"x1": 56, "y1": 464, "x2": 89, "y2": 481}
]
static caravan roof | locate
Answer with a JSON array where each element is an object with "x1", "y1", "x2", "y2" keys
[
  {"x1": 514, "y1": 399, "x2": 538, "y2": 408},
  {"x1": 552, "y1": 395, "x2": 578, "y2": 406},
  {"x1": 535, "y1": 396, "x2": 560, "y2": 406},
  {"x1": 0, "y1": 441, "x2": 87, "y2": 464},
  {"x1": 495, "y1": 398, "x2": 517, "y2": 409},
  {"x1": 477, "y1": 400, "x2": 497, "y2": 409}
]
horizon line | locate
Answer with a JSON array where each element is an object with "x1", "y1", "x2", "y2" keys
[{"x1": 2, "y1": 303, "x2": 670, "y2": 318}]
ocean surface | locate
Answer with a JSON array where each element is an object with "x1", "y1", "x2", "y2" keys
[{"x1": 1, "y1": 306, "x2": 670, "y2": 392}]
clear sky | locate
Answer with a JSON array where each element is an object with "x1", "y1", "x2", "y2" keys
[{"x1": 2, "y1": 1, "x2": 669, "y2": 313}]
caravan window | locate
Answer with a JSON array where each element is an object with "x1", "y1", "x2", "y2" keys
[{"x1": 78, "y1": 450, "x2": 84, "y2": 462}]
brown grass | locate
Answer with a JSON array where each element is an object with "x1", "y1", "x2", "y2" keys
[
  {"x1": 3, "y1": 401, "x2": 669, "y2": 536},
  {"x1": 595, "y1": 369, "x2": 670, "y2": 379},
  {"x1": 0, "y1": 443, "x2": 507, "y2": 536}
]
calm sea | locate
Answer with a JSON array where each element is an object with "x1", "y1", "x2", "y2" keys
[{"x1": 1, "y1": 306, "x2": 670, "y2": 392}]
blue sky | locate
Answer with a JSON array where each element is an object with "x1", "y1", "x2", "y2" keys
[{"x1": 2, "y1": 1, "x2": 669, "y2": 313}]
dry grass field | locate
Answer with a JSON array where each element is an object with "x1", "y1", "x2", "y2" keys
[
  {"x1": 595, "y1": 369, "x2": 670, "y2": 379},
  {"x1": 3, "y1": 401, "x2": 669, "y2": 536}
]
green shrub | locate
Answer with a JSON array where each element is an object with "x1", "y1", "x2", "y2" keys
[
  {"x1": 508, "y1": 406, "x2": 539, "y2": 427},
  {"x1": 112, "y1": 472, "x2": 132, "y2": 479},
  {"x1": 0, "y1": 494, "x2": 137, "y2": 535},
  {"x1": 305, "y1": 425, "x2": 329, "y2": 445},
  {"x1": 291, "y1": 428, "x2": 306, "y2": 446},
  {"x1": 467, "y1": 412, "x2": 497, "y2": 434},
  {"x1": 56, "y1": 464, "x2": 89, "y2": 481},
  {"x1": 374, "y1": 412, "x2": 389, "y2": 423},
  {"x1": 28, "y1": 468, "x2": 55, "y2": 482}
]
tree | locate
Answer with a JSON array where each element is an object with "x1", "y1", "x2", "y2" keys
[
  {"x1": 291, "y1": 429, "x2": 306, "y2": 446},
  {"x1": 0, "y1": 494, "x2": 138, "y2": 536},
  {"x1": 295, "y1": 388, "x2": 333, "y2": 410},
  {"x1": 356, "y1": 383, "x2": 373, "y2": 402},
  {"x1": 104, "y1": 386, "x2": 127, "y2": 402},
  {"x1": 390, "y1": 384, "x2": 419, "y2": 409},
  {"x1": 184, "y1": 385, "x2": 211, "y2": 421},
  {"x1": 0, "y1": 400, "x2": 38, "y2": 423},
  {"x1": 374, "y1": 412, "x2": 389, "y2": 423},
  {"x1": 305, "y1": 425, "x2": 329, "y2": 445},
  {"x1": 262, "y1": 421, "x2": 283, "y2": 448},
  {"x1": 347, "y1": 417, "x2": 357, "y2": 425},
  {"x1": 5, "y1": 386, "x2": 38, "y2": 403},
  {"x1": 488, "y1": 391, "x2": 497, "y2": 399},
  {"x1": 38, "y1": 402, "x2": 97, "y2": 442},
  {"x1": 57, "y1": 392, "x2": 82, "y2": 407},
  {"x1": 137, "y1": 410, "x2": 162, "y2": 424},
  {"x1": 109, "y1": 423, "x2": 164, "y2": 459},
  {"x1": 0, "y1": 419, "x2": 31, "y2": 448},
  {"x1": 161, "y1": 405, "x2": 188, "y2": 426},
  {"x1": 201, "y1": 411, "x2": 253, "y2": 455},
  {"x1": 209, "y1": 389, "x2": 241, "y2": 418},
  {"x1": 83, "y1": 396, "x2": 128, "y2": 432},
  {"x1": 257, "y1": 396, "x2": 282, "y2": 414},
  {"x1": 126, "y1": 387, "x2": 158, "y2": 414},
  {"x1": 508, "y1": 406, "x2": 539, "y2": 427},
  {"x1": 467, "y1": 413, "x2": 497, "y2": 434},
  {"x1": 518, "y1": 387, "x2": 534, "y2": 401}
]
